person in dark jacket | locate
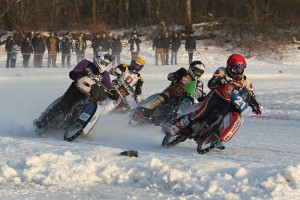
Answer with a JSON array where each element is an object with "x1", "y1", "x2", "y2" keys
[
  {"x1": 110, "y1": 33, "x2": 122, "y2": 66},
  {"x1": 92, "y1": 33, "x2": 101, "y2": 56},
  {"x1": 128, "y1": 35, "x2": 142, "y2": 59},
  {"x1": 46, "y1": 32, "x2": 60, "y2": 68},
  {"x1": 99, "y1": 33, "x2": 111, "y2": 52},
  {"x1": 20, "y1": 36, "x2": 33, "y2": 67},
  {"x1": 171, "y1": 32, "x2": 181, "y2": 65},
  {"x1": 152, "y1": 34, "x2": 165, "y2": 65},
  {"x1": 5, "y1": 36, "x2": 15, "y2": 68},
  {"x1": 32, "y1": 32, "x2": 46, "y2": 68},
  {"x1": 34, "y1": 52, "x2": 119, "y2": 129},
  {"x1": 61, "y1": 32, "x2": 73, "y2": 68},
  {"x1": 185, "y1": 33, "x2": 196, "y2": 64},
  {"x1": 163, "y1": 32, "x2": 172, "y2": 65}
]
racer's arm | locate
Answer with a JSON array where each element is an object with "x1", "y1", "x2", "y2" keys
[
  {"x1": 167, "y1": 68, "x2": 188, "y2": 83},
  {"x1": 134, "y1": 76, "x2": 144, "y2": 96},
  {"x1": 109, "y1": 64, "x2": 127, "y2": 76},
  {"x1": 101, "y1": 71, "x2": 119, "y2": 100},
  {"x1": 134, "y1": 76, "x2": 144, "y2": 103},
  {"x1": 69, "y1": 59, "x2": 91, "y2": 80},
  {"x1": 249, "y1": 93, "x2": 262, "y2": 115},
  {"x1": 195, "y1": 81, "x2": 206, "y2": 101},
  {"x1": 208, "y1": 68, "x2": 233, "y2": 90}
]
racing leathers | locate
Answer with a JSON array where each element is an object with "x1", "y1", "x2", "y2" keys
[
  {"x1": 35, "y1": 59, "x2": 119, "y2": 128},
  {"x1": 175, "y1": 67, "x2": 262, "y2": 132},
  {"x1": 109, "y1": 63, "x2": 144, "y2": 113},
  {"x1": 143, "y1": 67, "x2": 206, "y2": 111}
]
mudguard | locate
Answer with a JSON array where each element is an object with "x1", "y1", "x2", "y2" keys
[
  {"x1": 82, "y1": 98, "x2": 122, "y2": 134},
  {"x1": 218, "y1": 112, "x2": 243, "y2": 142}
]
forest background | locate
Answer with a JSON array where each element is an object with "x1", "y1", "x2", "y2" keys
[{"x1": 1, "y1": 0, "x2": 300, "y2": 57}]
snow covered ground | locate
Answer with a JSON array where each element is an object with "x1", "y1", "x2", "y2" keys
[{"x1": 0, "y1": 39, "x2": 300, "y2": 200}]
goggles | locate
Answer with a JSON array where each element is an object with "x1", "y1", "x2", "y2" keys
[
  {"x1": 131, "y1": 61, "x2": 144, "y2": 71},
  {"x1": 100, "y1": 60, "x2": 109, "y2": 66},
  {"x1": 193, "y1": 67, "x2": 205, "y2": 77},
  {"x1": 230, "y1": 63, "x2": 246, "y2": 74}
]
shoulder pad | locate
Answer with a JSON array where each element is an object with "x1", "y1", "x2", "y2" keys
[{"x1": 213, "y1": 67, "x2": 226, "y2": 78}]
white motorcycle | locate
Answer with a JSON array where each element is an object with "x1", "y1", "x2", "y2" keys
[{"x1": 34, "y1": 75, "x2": 122, "y2": 142}]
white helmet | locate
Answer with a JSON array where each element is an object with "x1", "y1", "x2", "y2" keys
[
  {"x1": 93, "y1": 51, "x2": 113, "y2": 73},
  {"x1": 188, "y1": 60, "x2": 205, "y2": 81}
]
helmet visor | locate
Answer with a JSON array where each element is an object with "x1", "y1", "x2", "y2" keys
[
  {"x1": 231, "y1": 63, "x2": 246, "y2": 74},
  {"x1": 100, "y1": 60, "x2": 109, "y2": 67},
  {"x1": 132, "y1": 61, "x2": 144, "y2": 72},
  {"x1": 193, "y1": 67, "x2": 205, "y2": 77}
]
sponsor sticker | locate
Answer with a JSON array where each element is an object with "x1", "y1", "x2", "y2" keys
[{"x1": 79, "y1": 113, "x2": 91, "y2": 122}]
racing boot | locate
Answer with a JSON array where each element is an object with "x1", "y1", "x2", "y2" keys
[
  {"x1": 33, "y1": 117, "x2": 48, "y2": 128},
  {"x1": 216, "y1": 141, "x2": 226, "y2": 150}
]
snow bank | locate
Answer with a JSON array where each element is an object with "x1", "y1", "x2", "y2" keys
[{"x1": 1, "y1": 148, "x2": 299, "y2": 199}]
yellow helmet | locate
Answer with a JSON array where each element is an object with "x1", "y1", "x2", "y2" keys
[{"x1": 130, "y1": 56, "x2": 145, "y2": 73}]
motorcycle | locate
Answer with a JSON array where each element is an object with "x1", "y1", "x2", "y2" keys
[
  {"x1": 129, "y1": 81, "x2": 199, "y2": 126},
  {"x1": 34, "y1": 75, "x2": 122, "y2": 142},
  {"x1": 162, "y1": 86, "x2": 252, "y2": 154}
]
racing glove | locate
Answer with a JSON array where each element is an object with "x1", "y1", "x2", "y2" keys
[
  {"x1": 250, "y1": 94, "x2": 262, "y2": 115},
  {"x1": 107, "y1": 89, "x2": 119, "y2": 100},
  {"x1": 69, "y1": 69, "x2": 90, "y2": 80},
  {"x1": 134, "y1": 95, "x2": 142, "y2": 103},
  {"x1": 220, "y1": 76, "x2": 233, "y2": 85}
]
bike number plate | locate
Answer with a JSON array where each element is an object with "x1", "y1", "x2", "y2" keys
[{"x1": 79, "y1": 113, "x2": 91, "y2": 122}]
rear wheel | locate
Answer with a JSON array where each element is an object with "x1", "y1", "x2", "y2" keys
[
  {"x1": 196, "y1": 132, "x2": 221, "y2": 154},
  {"x1": 64, "y1": 122, "x2": 83, "y2": 142}
]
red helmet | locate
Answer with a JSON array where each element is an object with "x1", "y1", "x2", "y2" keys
[{"x1": 226, "y1": 54, "x2": 247, "y2": 81}]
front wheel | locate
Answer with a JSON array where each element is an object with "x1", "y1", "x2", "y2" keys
[
  {"x1": 196, "y1": 133, "x2": 221, "y2": 154},
  {"x1": 64, "y1": 122, "x2": 83, "y2": 142},
  {"x1": 162, "y1": 133, "x2": 187, "y2": 147}
]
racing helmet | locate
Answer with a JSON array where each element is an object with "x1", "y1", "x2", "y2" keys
[
  {"x1": 188, "y1": 60, "x2": 205, "y2": 81},
  {"x1": 93, "y1": 51, "x2": 113, "y2": 73},
  {"x1": 226, "y1": 54, "x2": 247, "y2": 81},
  {"x1": 129, "y1": 56, "x2": 145, "y2": 73}
]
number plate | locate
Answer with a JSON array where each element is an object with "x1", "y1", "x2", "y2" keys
[{"x1": 79, "y1": 113, "x2": 91, "y2": 122}]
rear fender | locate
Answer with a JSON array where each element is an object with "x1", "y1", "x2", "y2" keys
[{"x1": 219, "y1": 112, "x2": 243, "y2": 142}]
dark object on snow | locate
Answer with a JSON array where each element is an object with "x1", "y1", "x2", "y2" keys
[
  {"x1": 279, "y1": 70, "x2": 283, "y2": 73},
  {"x1": 119, "y1": 150, "x2": 138, "y2": 157}
]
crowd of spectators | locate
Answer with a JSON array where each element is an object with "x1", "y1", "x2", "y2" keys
[{"x1": 3, "y1": 28, "x2": 197, "y2": 68}]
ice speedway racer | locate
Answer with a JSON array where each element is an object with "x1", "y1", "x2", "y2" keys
[
  {"x1": 34, "y1": 72, "x2": 122, "y2": 142},
  {"x1": 162, "y1": 54, "x2": 262, "y2": 154},
  {"x1": 129, "y1": 81, "x2": 201, "y2": 126}
]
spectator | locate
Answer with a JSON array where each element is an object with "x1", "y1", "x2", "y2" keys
[
  {"x1": 128, "y1": 35, "x2": 142, "y2": 59},
  {"x1": 171, "y1": 32, "x2": 181, "y2": 65},
  {"x1": 79, "y1": 32, "x2": 87, "y2": 45},
  {"x1": 163, "y1": 32, "x2": 172, "y2": 65},
  {"x1": 99, "y1": 33, "x2": 111, "y2": 52},
  {"x1": 152, "y1": 34, "x2": 165, "y2": 65},
  {"x1": 10, "y1": 45, "x2": 18, "y2": 68},
  {"x1": 20, "y1": 36, "x2": 33, "y2": 68},
  {"x1": 110, "y1": 33, "x2": 122, "y2": 66},
  {"x1": 130, "y1": 28, "x2": 141, "y2": 38},
  {"x1": 74, "y1": 35, "x2": 87, "y2": 63},
  {"x1": 185, "y1": 33, "x2": 196, "y2": 64},
  {"x1": 5, "y1": 36, "x2": 15, "y2": 68},
  {"x1": 92, "y1": 33, "x2": 101, "y2": 56},
  {"x1": 61, "y1": 32, "x2": 73, "y2": 68},
  {"x1": 46, "y1": 32, "x2": 60, "y2": 68},
  {"x1": 32, "y1": 32, "x2": 46, "y2": 68}
]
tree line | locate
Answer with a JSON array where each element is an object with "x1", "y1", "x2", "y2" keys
[
  {"x1": 1, "y1": 0, "x2": 299, "y2": 57},
  {"x1": 1, "y1": 0, "x2": 299, "y2": 33}
]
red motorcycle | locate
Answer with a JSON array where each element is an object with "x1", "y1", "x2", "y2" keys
[{"x1": 162, "y1": 87, "x2": 256, "y2": 154}]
